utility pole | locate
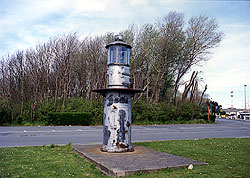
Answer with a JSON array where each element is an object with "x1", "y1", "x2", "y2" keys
[
  {"x1": 230, "y1": 91, "x2": 234, "y2": 109},
  {"x1": 244, "y1": 85, "x2": 247, "y2": 120}
]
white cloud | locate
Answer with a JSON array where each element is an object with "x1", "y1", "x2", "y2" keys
[
  {"x1": 69, "y1": 0, "x2": 110, "y2": 12},
  {"x1": 200, "y1": 23, "x2": 250, "y2": 108},
  {"x1": 1, "y1": 0, "x2": 250, "y2": 108},
  {"x1": 0, "y1": 0, "x2": 158, "y2": 55},
  {"x1": 204, "y1": 25, "x2": 250, "y2": 88}
]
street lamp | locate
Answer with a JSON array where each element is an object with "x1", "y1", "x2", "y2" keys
[{"x1": 244, "y1": 85, "x2": 247, "y2": 120}]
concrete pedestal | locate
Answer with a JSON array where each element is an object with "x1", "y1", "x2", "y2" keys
[{"x1": 72, "y1": 144, "x2": 208, "y2": 177}]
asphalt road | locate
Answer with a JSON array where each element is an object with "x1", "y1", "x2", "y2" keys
[{"x1": 0, "y1": 119, "x2": 249, "y2": 147}]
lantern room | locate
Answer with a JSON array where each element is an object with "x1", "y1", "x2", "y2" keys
[
  {"x1": 106, "y1": 35, "x2": 132, "y2": 89},
  {"x1": 106, "y1": 35, "x2": 131, "y2": 66}
]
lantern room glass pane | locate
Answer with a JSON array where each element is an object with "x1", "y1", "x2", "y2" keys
[
  {"x1": 108, "y1": 46, "x2": 130, "y2": 65},
  {"x1": 109, "y1": 46, "x2": 116, "y2": 64},
  {"x1": 127, "y1": 48, "x2": 130, "y2": 65},
  {"x1": 118, "y1": 46, "x2": 127, "y2": 64}
]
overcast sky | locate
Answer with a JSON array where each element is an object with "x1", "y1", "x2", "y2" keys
[{"x1": 0, "y1": 0, "x2": 250, "y2": 109}]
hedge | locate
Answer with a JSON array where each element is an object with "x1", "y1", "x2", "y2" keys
[
  {"x1": 203, "y1": 113, "x2": 216, "y2": 123},
  {"x1": 132, "y1": 101, "x2": 207, "y2": 123},
  {"x1": 46, "y1": 112, "x2": 92, "y2": 125}
]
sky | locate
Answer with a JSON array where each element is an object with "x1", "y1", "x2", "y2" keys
[{"x1": 0, "y1": 0, "x2": 250, "y2": 109}]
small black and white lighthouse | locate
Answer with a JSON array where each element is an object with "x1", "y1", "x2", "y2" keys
[{"x1": 92, "y1": 35, "x2": 142, "y2": 152}]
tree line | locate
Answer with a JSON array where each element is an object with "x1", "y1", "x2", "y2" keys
[{"x1": 0, "y1": 12, "x2": 223, "y2": 123}]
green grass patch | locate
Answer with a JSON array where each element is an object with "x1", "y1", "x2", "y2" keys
[
  {"x1": 132, "y1": 138, "x2": 250, "y2": 178},
  {"x1": 0, "y1": 138, "x2": 249, "y2": 178},
  {"x1": 0, "y1": 143, "x2": 107, "y2": 178}
]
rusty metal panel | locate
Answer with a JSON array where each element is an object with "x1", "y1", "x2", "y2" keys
[
  {"x1": 102, "y1": 91, "x2": 133, "y2": 152},
  {"x1": 108, "y1": 65, "x2": 130, "y2": 88}
]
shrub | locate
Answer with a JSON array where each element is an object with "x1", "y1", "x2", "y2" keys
[
  {"x1": 165, "y1": 104, "x2": 179, "y2": 122},
  {"x1": 203, "y1": 113, "x2": 216, "y2": 123},
  {"x1": 152, "y1": 102, "x2": 168, "y2": 122},
  {"x1": 0, "y1": 100, "x2": 12, "y2": 125},
  {"x1": 38, "y1": 99, "x2": 55, "y2": 117},
  {"x1": 46, "y1": 112, "x2": 92, "y2": 125},
  {"x1": 179, "y1": 102, "x2": 202, "y2": 121},
  {"x1": 0, "y1": 109, "x2": 12, "y2": 125},
  {"x1": 132, "y1": 101, "x2": 209, "y2": 124},
  {"x1": 17, "y1": 115, "x2": 24, "y2": 125},
  {"x1": 132, "y1": 101, "x2": 153, "y2": 123},
  {"x1": 64, "y1": 98, "x2": 86, "y2": 112},
  {"x1": 209, "y1": 114, "x2": 216, "y2": 123},
  {"x1": 91, "y1": 106, "x2": 103, "y2": 125}
]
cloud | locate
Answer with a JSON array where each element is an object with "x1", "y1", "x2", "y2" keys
[
  {"x1": 0, "y1": 0, "x2": 71, "y2": 55},
  {"x1": 204, "y1": 24, "x2": 250, "y2": 89},
  {"x1": 0, "y1": 0, "x2": 160, "y2": 56},
  {"x1": 1, "y1": 0, "x2": 250, "y2": 108},
  {"x1": 200, "y1": 22, "x2": 250, "y2": 108}
]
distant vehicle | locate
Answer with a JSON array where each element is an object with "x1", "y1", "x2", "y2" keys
[{"x1": 221, "y1": 115, "x2": 226, "y2": 118}]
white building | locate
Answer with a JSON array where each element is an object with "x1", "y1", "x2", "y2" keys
[{"x1": 222, "y1": 108, "x2": 249, "y2": 120}]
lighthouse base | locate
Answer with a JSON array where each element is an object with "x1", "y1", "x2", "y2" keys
[
  {"x1": 101, "y1": 147, "x2": 134, "y2": 153},
  {"x1": 72, "y1": 144, "x2": 208, "y2": 177},
  {"x1": 102, "y1": 91, "x2": 133, "y2": 153}
]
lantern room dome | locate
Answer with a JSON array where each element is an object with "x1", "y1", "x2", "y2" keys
[{"x1": 105, "y1": 36, "x2": 132, "y2": 49}]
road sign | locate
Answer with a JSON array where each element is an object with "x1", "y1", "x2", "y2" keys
[{"x1": 31, "y1": 104, "x2": 35, "y2": 111}]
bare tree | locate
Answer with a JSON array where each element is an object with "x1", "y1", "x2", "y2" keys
[
  {"x1": 0, "y1": 12, "x2": 223, "y2": 123},
  {"x1": 170, "y1": 15, "x2": 223, "y2": 104}
]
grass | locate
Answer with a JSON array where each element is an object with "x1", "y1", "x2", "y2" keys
[
  {"x1": 0, "y1": 138, "x2": 249, "y2": 178},
  {"x1": 0, "y1": 143, "x2": 106, "y2": 178},
  {"x1": 131, "y1": 138, "x2": 250, "y2": 178}
]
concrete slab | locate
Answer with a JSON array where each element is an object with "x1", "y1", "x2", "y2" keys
[{"x1": 72, "y1": 144, "x2": 208, "y2": 177}]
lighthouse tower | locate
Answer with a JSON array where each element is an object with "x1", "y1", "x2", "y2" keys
[{"x1": 92, "y1": 35, "x2": 142, "y2": 152}]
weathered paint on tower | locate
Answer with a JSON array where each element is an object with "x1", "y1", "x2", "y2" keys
[
  {"x1": 92, "y1": 35, "x2": 142, "y2": 152},
  {"x1": 103, "y1": 91, "x2": 132, "y2": 152}
]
